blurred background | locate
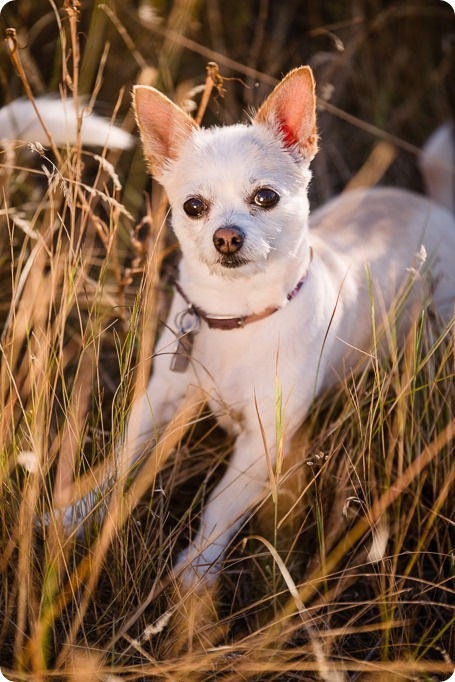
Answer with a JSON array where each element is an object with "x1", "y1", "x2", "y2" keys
[{"x1": 1, "y1": 0, "x2": 454, "y2": 213}]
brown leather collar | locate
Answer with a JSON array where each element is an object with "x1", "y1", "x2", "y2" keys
[{"x1": 174, "y1": 249, "x2": 312, "y2": 331}]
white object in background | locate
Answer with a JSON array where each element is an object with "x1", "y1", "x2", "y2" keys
[
  {"x1": 440, "y1": 0, "x2": 455, "y2": 13},
  {"x1": 0, "y1": 1, "x2": 16, "y2": 12},
  {"x1": 0, "y1": 97, "x2": 134, "y2": 150},
  {"x1": 419, "y1": 122, "x2": 455, "y2": 214},
  {"x1": 0, "y1": 669, "x2": 13, "y2": 682}
]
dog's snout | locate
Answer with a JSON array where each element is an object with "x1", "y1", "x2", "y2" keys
[{"x1": 213, "y1": 226, "x2": 244, "y2": 254}]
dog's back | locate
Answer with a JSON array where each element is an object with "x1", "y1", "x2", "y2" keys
[{"x1": 310, "y1": 187, "x2": 455, "y2": 322}]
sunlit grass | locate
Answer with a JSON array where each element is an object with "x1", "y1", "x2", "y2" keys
[{"x1": 0, "y1": 1, "x2": 454, "y2": 680}]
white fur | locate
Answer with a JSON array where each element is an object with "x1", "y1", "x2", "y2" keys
[
  {"x1": 166, "y1": 123, "x2": 312, "y2": 290},
  {"x1": 127, "y1": 68, "x2": 455, "y2": 589},
  {"x1": 128, "y1": 187, "x2": 455, "y2": 586},
  {"x1": 60, "y1": 68, "x2": 455, "y2": 591},
  {"x1": 419, "y1": 122, "x2": 455, "y2": 214},
  {"x1": 0, "y1": 97, "x2": 134, "y2": 150}
]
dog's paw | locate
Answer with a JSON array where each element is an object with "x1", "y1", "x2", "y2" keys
[{"x1": 174, "y1": 545, "x2": 222, "y2": 592}]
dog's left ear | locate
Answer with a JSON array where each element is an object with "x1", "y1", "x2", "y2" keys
[
  {"x1": 133, "y1": 85, "x2": 199, "y2": 177},
  {"x1": 255, "y1": 66, "x2": 318, "y2": 161}
]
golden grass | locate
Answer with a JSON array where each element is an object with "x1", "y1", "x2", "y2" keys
[{"x1": 0, "y1": 1, "x2": 454, "y2": 680}]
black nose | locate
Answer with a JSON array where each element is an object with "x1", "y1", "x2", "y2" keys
[{"x1": 213, "y1": 226, "x2": 244, "y2": 254}]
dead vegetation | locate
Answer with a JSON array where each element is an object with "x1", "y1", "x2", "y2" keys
[{"x1": 0, "y1": 1, "x2": 454, "y2": 680}]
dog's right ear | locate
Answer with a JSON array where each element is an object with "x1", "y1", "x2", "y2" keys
[
  {"x1": 254, "y1": 66, "x2": 318, "y2": 161},
  {"x1": 133, "y1": 86, "x2": 199, "y2": 176}
]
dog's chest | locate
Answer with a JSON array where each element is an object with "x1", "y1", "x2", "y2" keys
[
  {"x1": 185, "y1": 299, "x2": 320, "y2": 433},
  {"x1": 188, "y1": 319, "x2": 280, "y2": 425}
]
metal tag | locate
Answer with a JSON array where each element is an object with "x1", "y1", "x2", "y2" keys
[{"x1": 170, "y1": 307, "x2": 200, "y2": 373}]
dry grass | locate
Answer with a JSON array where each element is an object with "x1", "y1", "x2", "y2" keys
[{"x1": 0, "y1": 1, "x2": 454, "y2": 680}]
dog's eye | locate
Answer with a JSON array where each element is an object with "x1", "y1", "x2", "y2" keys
[
  {"x1": 183, "y1": 197, "x2": 207, "y2": 218},
  {"x1": 253, "y1": 188, "x2": 280, "y2": 208}
]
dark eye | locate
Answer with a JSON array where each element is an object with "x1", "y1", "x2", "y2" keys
[
  {"x1": 253, "y1": 188, "x2": 280, "y2": 208},
  {"x1": 183, "y1": 197, "x2": 208, "y2": 218}
]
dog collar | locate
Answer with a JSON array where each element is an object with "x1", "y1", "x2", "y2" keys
[{"x1": 174, "y1": 247, "x2": 313, "y2": 331}]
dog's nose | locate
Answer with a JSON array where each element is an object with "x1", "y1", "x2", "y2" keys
[{"x1": 213, "y1": 226, "x2": 244, "y2": 254}]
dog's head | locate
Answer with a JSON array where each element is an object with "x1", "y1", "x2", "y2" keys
[{"x1": 133, "y1": 67, "x2": 318, "y2": 279}]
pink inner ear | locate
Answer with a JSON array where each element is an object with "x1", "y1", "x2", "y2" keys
[
  {"x1": 255, "y1": 67, "x2": 317, "y2": 157},
  {"x1": 274, "y1": 85, "x2": 312, "y2": 149},
  {"x1": 279, "y1": 121, "x2": 298, "y2": 147}
]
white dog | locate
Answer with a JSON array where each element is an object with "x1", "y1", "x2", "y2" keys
[{"x1": 124, "y1": 66, "x2": 455, "y2": 589}]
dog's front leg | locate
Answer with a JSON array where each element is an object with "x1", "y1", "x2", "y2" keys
[
  {"x1": 102, "y1": 321, "x2": 199, "y2": 502},
  {"x1": 58, "y1": 302, "x2": 197, "y2": 532},
  {"x1": 175, "y1": 423, "x2": 281, "y2": 589},
  {"x1": 122, "y1": 356, "x2": 194, "y2": 468}
]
